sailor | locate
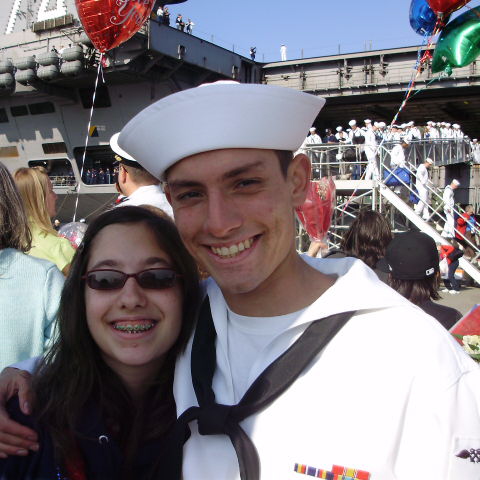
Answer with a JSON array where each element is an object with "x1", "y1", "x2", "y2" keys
[
  {"x1": 348, "y1": 120, "x2": 365, "y2": 179},
  {"x1": 334, "y1": 126, "x2": 348, "y2": 143},
  {"x1": 109, "y1": 133, "x2": 173, "y2": 217},
  {"x1": 442, "y1": 178, "x2": 460, "y2": 238},
  {"x1": 363, "y1": 121, "x2": 379, "y2": 180},
  {"x1": 452, "y1": 123, "x2": 464, "y2": 140},
  {"x1": 117, "y1": 82, "x2": 480, "y2": 480},
  {"x1": 414, "y1": 158, "x2": 433, "y2": 221},
  {"x1": 471, "y1": 138, "x2": 480, "y2": 164},
  {"x1": 303, "y1": 126, "x2": 322, "y2": 165}
]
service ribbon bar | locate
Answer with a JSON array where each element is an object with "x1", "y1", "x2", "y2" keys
[{"x1": 294, "y1": 463, "x2": 370, "y2": 480}]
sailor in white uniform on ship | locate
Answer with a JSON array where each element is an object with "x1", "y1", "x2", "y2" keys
[
  {"x1": 363, "y1": 121, "x2": 379, "y2": 180},
  {"x1": 119, "y1": 81, "x2": 480, "y2": 480},
  {"x1": 414, "y1": 158, "x2": 433, "y2": 221},
  {"x1": 109, "y1": 133, "x2": 173, "y2": 217},
  {"x1": 442, "y1": 178, "x2": 460, "y2": 238}
]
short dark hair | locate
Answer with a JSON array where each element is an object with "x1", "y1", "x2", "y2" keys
[
  {"x1": 388, "y1": 274, "x2": 440, "y2": 305},
  {"x1": 275, "y1": 150, "x2": 294, "y2": 177},
  {"x1": 341, "y1": 209, "x2": 393, "y2": 269},
  {"x1": 121, "y1": 162, "x2": 160, "y2": 186}
]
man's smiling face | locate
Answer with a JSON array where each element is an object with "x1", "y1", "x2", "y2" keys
[{"x1": 166, "y1": 148, "x2": 309, "y2": 306}]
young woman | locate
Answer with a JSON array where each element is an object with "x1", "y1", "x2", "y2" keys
[
  {"x1": 0, "y1": 206, "x2": 201, "y2": 480},
  {"x1": 0, "y1": 162, "x2": 64, "y2": 371},
  {"x1": 14, "y1": 167, "x2": 75, "y2": 274}
]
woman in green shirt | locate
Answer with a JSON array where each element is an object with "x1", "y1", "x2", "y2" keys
[{"x1": 14, "y1": 166, "x2": 75, "y2": 274}]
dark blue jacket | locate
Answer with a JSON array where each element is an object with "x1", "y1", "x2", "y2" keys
[{"x1": 0, "y1": 398, "x2": 166, "y2": 480}]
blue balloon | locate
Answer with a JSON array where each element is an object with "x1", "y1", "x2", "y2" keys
[{"x1": 409, "y1": 0, "x2": 439, "y2": 36}]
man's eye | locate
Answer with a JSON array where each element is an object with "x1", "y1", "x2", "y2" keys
[
  {"x1": 237, "y1": 179, "x2": 260, "y2": 188},
  {"x1": 177, "y1": 191, "x2": 201, "y2": 201}
]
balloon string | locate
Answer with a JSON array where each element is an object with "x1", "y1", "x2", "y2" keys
[{"x1": 72, "y1": 54, "x2": 105, "y2": 222}]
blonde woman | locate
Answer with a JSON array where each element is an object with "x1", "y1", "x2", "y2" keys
[{"x1": 14, "y1": 167, "x2": 75, "y2": 275}]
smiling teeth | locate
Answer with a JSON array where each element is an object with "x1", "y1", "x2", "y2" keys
[
  {"x1": 211, "y1": 238, "x2": 253, "y2": 258},
  {"x1": 113, "y1": 323, "x2": 155, "y2": 334}
]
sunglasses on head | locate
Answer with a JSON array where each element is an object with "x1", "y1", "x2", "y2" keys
[{"x1": 82, "y1": 268, "x2": 181, "y2": 291}]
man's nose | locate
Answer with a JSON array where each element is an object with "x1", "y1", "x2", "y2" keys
[{"x1": 204, "y1": 192, "x2": 242, "y2": 238}]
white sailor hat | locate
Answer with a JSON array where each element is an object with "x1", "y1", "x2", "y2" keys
[
  {"x1": 426, "y1": 158, "x2": 434, "y2": 164},
  {"x1": 348, "y1": 119, "x2": 357, "y2": 127},
  {"x1": 407, "y1": 121, "x2": 414, "y2": 126},
  {"x1": 110, "y1": 132, "x2": 136, "y2": 162},
  {"x1": 364, "y1": 119, "x2": 371, "y2": 124},
  {"x1": 473, "y1": 138, "x2": 478, "y2": 142},
  {"x1": 452, "y1": 179, "x2": 460, "y2": 186},
  {"x1": 427, "y1": 121, "x2": 434, "y2": 125},
  {"x1": 445, "y1": 122, "x2": 451, "y2": 127},
  {"x1": 400, "y1": 123, "x2": 408, "y2": 129},
  {"x1": 309, "y1": 127, "x2": 317, "y2": 132},
  {"x1": 379, "y1": 121, "x2": 386, "y2": 128},
  {"x1": 453, "y1": 123, "x2": 460, "y2": 129},
  {"x1": 336, "y1": 126, "x2": 343, "y2": 132},
  {"x1": 118, "y1": 81, "x2": 325, "y2": 179}
]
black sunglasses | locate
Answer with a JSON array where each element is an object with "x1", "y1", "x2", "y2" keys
[{"x1": 82, "y1": 268, "x2": 181, "y2": 291}]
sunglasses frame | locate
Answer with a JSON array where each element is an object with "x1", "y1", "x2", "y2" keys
[{"x1": 82, "y1": 268, "x2": 182, "y2": 291}]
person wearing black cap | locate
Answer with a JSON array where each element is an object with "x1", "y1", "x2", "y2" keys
[{"x1": 379, "y1": 231, "x2": 462, "y2": 330}]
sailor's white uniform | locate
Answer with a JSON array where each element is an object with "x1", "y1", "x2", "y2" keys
[
  {"x1": 442, "y1": 185, "x2": 456, "y2": 238},
  {"x1": 389, "y1": 144, "x2": 406, "y2": 169},
  {"x1": 117, "y1": 184, "x2": 173, "y2": 218},
  {"x1": 363, "y1": 128, "x2": 378, "y2": 180},
  {"x1": 174, "y1": 257, "x2": 480, "y2": 480},
  {"x1": 414, "y1": 163, "x2": 430, "y2": 220}
]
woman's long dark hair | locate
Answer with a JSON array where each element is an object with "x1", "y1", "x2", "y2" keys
[
  {"x1": 341, "y1": 209, "x2": 393, "y2": 269},
  {"x1": 32, "y1": 206, "x2": 201, "y2": 477}
]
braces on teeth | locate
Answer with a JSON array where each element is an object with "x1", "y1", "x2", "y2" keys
[{"x1": 113, "y1": 323, "x2": 154, "y2": 333}]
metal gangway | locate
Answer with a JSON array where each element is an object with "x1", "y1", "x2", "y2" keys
[{"x1": 297, "y1": 139, "x2": 480, "y2": 285}]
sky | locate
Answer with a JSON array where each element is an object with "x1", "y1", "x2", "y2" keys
[{"x1": 167, "y1": 0, "x2": 480, "y2": 62}]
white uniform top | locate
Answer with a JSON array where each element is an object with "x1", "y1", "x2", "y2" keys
[
  {"x1": 426, "y1": 127, "x2": 439, "y2": 139},
  {"x1": 305, "y1": 133, "x2": 322, "y2": 145},
  {"x1": 117, "y1": 184, "x2": 173, "y2": 218},
  {"x1": 174, "y1": 257, "x2": 480, "y2": 480},
  {"x1": 348, "y1": 128, "x2": 364, "y2": 143},
  {"x1": 363, "y1": 129, "x2": 377, "y2": 149},
  {"x1": 390, "y1": 144, "x2": 406, "y2": 169},
  {"x1": 443, "y1": 185, "x2": 455, "y2": 211},
  {"x1": 335, "y1": 132, "x2": 349, "y2": 143},
  {"x1": 415, "y1": 163, "x2": 429, "y2": 188}
]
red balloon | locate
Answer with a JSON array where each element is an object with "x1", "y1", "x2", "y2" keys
[
  {"x1": 295, "y1": 178, "x2": 336, "y2": 242},
  {"x1": 427, "y1": 0, "x2": 471, "y2": 16},
  {"x1": 75, "y1": 0, "x2": 155, "y2": 53}
]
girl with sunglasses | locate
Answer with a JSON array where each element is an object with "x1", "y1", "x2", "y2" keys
[{"x1": 0, "y1": 206, "x2": 201, "y2": 480}]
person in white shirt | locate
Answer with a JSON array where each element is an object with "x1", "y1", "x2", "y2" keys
[
  {"x1": 2, "y1": 83, "x2": 480, "y2": 480},
  {"x1": 109, "y1": 133, "x2": 173, "y2": 217},
  {"x1": 363, "y1": 123, "x2": 379, "y2": 180},
  {"x1": 348, "y1": 120, "x2": 365, "y2": 179},
  {"x1": 280, "y1": 44, "x2": 287, "y2": 61},
  {"x1": 414, "y1": 158, "x2": 433, "y2": 220},
  {"x1": 442, "y1": 179, "x2": 460, "y2": 238},
  {"x1": 471, "y1": 138, "x2": 480, "y2": 164},
  {"x1": 390, "y1": 140, "x2": 408, "y2": 169}
]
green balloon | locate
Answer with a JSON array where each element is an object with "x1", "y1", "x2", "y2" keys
[{"x1": 432, "y1": 7, "x2": 480, "y2": 73}]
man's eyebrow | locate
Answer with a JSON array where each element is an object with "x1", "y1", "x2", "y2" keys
[
  {"x1": 222, "y1": 160, "x2": 265, "y2": 180},
  {"x1": 167, "y1": 160, "x2": 266, "y2": 188}
]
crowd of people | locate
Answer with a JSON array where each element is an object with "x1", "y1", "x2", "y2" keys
[
  {"x1": 154, "y1": 6, "x2": 195, "y2": 34},
  {"x1": 0, "y1": 82, "x2": 479, "y2": 480}
]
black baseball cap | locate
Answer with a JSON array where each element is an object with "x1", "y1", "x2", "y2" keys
[{"x1": 377, "y1": 231, "x2": 439, "y2": 280}]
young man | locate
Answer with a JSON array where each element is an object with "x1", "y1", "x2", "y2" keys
[
  {"x1": 442, "y1": 179, "x2": 460, "y2": 238},
  {"x1": 0, "y1": 83, "x2": 479, "y2": 480}
]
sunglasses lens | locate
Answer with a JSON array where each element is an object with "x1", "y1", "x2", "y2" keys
[
  {"x1": 87, "y1": 271, "x2": 125, "y2": 290},
  {"x1": 138, "y1": 269, "x2": 176, "y2": 289}
]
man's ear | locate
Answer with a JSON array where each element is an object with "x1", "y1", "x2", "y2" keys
[
  {"x1": 287, "y1": 153, "x2": 311, "y2": 208},
  {"x1": 164, "y1": 184, "x2": 172, "y2": 205}
]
